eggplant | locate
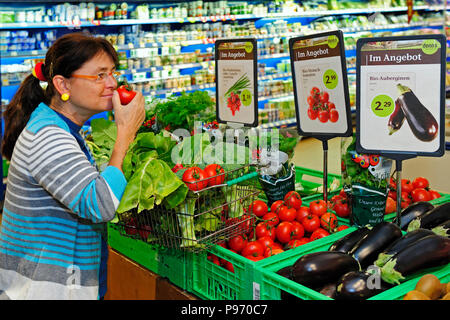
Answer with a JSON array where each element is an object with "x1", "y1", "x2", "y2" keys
[
  {"x1": 276, "y1": 266, "x2": 299, "y2": 301},
  {"x1": 328, "y1": 227, "x2": 371, "y2": 254},
  {"x1": 292, "y1": 251, "x2": 359, "y2": 290},
  {"x1": 374, "y1": 228, "x2": 435, "y2": 267},
  {"x1": 349, "y1": 221, "x2": 402, "y2": 269},
  {"x1": 396, "y1": 84, "x2": 439, "y2": 142},
  {"x1": 407, "y1": 202, "x2": 450, "y2": 232},
  {"x1": 432, "y1": 219, "x2": 450, "y2": 237},
  {"x1": 393, "y1": 201, "x2": 434, "y2": 231},
  {"x1": 388, "y1": 98, "x2": 405, "y2": 135},
  {"x1": 380, "y1": 234, "x2": 450, "y2": 285},
  {"x1": 335, "y1": 271, "x2": 391, "y2": 300}
]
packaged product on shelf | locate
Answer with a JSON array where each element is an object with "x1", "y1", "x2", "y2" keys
[{"x1": 341, "y1": 135, "x2": 393, "y2": 227}]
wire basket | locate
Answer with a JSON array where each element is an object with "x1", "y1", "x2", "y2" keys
[{"x1": 116, "y1": 165, "x2": 261, "y2": 252}]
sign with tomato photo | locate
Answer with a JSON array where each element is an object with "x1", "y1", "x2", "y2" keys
[
  {"x1": 289, "y1": 30, "x2": 352, "y2": 138},
  {"x1": 215, "y1": 38, "x2": 258, "y2": 127},
  {"x1": 356, "y1": 35, "x2": 446, "y2": 157}
]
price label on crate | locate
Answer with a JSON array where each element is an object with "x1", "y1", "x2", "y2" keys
[
  {"x1": 215, "y1": 38, "x2": 258, "y2": 127},
  {"x1": 356, "y1": 35, "x2": 446, "y2": 157},
  {"x1": 289, "y1": 30, "x2": 352, "y2": 138}
]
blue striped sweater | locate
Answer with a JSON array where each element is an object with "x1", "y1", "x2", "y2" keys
[{"x1": 0, "y1": 103, "x2": 126, "y2": 299}]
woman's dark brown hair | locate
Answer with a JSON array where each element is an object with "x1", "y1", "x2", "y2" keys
[{"x1": 1, "y1": 32, "x2": 118, "y2": 160}]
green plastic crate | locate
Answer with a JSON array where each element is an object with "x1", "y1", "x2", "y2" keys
[
  {"x1": 252, "y1": 227, "x2": 450, "y2": 300},
  {"x1": 107, "y1": 223, "x2": 191, "y2": 291},
  {"x1": 188, "y1": 227, "x2": 353, "y2": 300}
]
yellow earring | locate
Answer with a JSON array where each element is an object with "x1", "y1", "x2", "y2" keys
[{"x1": 61, "y1": 93, "x2": 70, "y2": 101}]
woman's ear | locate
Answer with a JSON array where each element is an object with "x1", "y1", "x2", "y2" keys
[{"x1": 52, "y1": 74, "x2": 70, "y2": 96}]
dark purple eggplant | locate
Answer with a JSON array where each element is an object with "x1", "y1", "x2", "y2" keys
[
  {"x1": 328, "y1": 227, "x2": 370, "y2": 254},
  {"x1": 292, "y1": 251, "x2": 359, "y2": 290},
  {"x1": 374, "y1": 228, "x2": 435, "y2": 267},
  {"x1": 335, "y1": 271, "x2": 391, "y2": 300},
  {"x1": 407, "y1": 202, "x2": 450, "y2": 232},
  {"x1": 388, "y1": 98, "x2": 405, "y2": 135},
  {"x1": 393, "y1": 201, "x2": 434, "y2": 230},
  {"x1": 349, "y1": 221, "x2": 402, "y2": 269},
  {"x1": 396, "y1": 84, "x2": 439, "y2": 142},
  {"x1": 276, "y1": 266, "x2": 299, "y2": 301},
  {"x1": 432, "y1": 219, "x2": 450, "y2": 237},
  {"x1": 380, "y1": 234, "x2": 450, "y2": 285}
]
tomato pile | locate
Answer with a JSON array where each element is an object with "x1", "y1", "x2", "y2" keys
[
  {"x1": 306, "y1": 87, "x2": 339, "y2": 123},
  {"x1": 179, "y1": 164, "x2": 225, "y2": 191},
  {"x1": 327, "y1": 189, "x2": 351, "y2": 218},
  {"x1": 208, "y1": 191, "x2": 349, "y2": 272},
  {"x1": 227, "y1": 92, "x2": 241, "y2": 116},
  {"x1": 385, "y1": 176, "x2": 441, "y2": 214}
]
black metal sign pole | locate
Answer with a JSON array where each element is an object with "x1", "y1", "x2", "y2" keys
[{"x1": 322, "y1": 139, "x2": 329, "y2": 203}]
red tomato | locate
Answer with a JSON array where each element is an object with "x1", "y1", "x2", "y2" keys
[
  {"x1": 296, "y1": 206, "x2": 310, "y2": 222},
  {"x1": 262, "y1": 212, "x2": 279, "y2": 227},
  {"x1": 249, "y1": 200, "x2": 268, "y2": 217},
  {"x1": 307, "y1": 95, "x2": 316, "y2": 107},
  {"x1": 222, "y1": 260, "x2": 234, "y2": 273},
  {"x1": 428, "y1": 190, "x2": 441, "y2": 200},
  {"x1": 227, "y1": 235, "x2": 247, "y2": 254},
  {"x1": 310, "y1": 87, "x2": 320, "y2": 97},
  {"x1": 255, "y1": 222, "x2": 276, "y2": 240},
  {"x1": 138, "y1": 225, "x2": 151, "y2": 241},
  {"x1": 257, "y1": 236, "x2": 275, "y2": 251},
  {"x1": 245, "y1": 255, "x2": 264, "y2": 262},
  {"x1": 329, "y1": 109, "x2": 339, "y2": 123},
  {"x1": 204, "y1": 164, "x2": 225, "y2": 186},
  {"x1": 308, "y1": 108, "x2": 318, "y2": 120},
  {"x1": 284, "y1": 191, "x2": 302, "y2": 209},
  {"x1": 320, "y1": 212, "x2": 338, "y2": 232},
  {"x1": 333, "y1": 199, "x2": 350, "y2": 218},
  {"x1": 278, "y1": 207, "x2": 297, "y2": 222},
  {"x1": 336, "y1": 225, "x2": 349, "y2": 232},
  {"x1": 301, "y1": 214, "x2": 321, "y2": 233},
  {"x1": 310, "y1": 228, "x2": 330, "y2": 240},
  {"x1": 401, "y1": 179, "x2": 414, "y2": 194},
  {"x1": 400, "y1": 191, "x2": 412, "y2": 208},
  {"x1": 291, "y1": 221, "x2": 305, "y2": 239},
  {"x1": 410, "y1": 188, "x2": 431, "y2": 202},
  {"x1": 182, "y1": 167, "x2": 208, "y2": 191},
  {"x1": 327, "y1": 102, "x2": 336, "y2": 110},
  {"x1": 275, "y1": 221, "x2": 294, "y2": 244},
  {"x1": 117, "y1": 84, "x2": 137, "y2": 105},
  {"x1": 388, "y1": 190, "x2": 396, "y2": 200},
  {"x1": 271, "y1": 242, "x2": 283, "y2": 250},
  {"x1": 309, "y1": 200, "x2": 328, "y2": 217},
  {"x1": 318, "y1": 110, "x2": 329, "y2": 123},
  {"x1": 264, "y1": 247, "x2": 284, "y2": 258},
  {"x1": 270, "y1": 200, "x2": 284, "y2": 213},
  {"x1": 412, "y1": 177, "x2": 429, "y2": 190},
  {"x1": 385, "y1": 196, "x2": 396, "y2": 214},
  {"x1": 286, "y1": 238, "x2": 310, "y2": 249},
  {"x1": 241, "y1": 241, "x2": 264, "y2": 258},
  {"x1": 319, "y1": 91, "x2": 329, "y2": 103}
]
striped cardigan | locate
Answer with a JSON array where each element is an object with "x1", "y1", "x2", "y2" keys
[{"x1": 0, "y1": 103, "x2": 126, "y2": 299}]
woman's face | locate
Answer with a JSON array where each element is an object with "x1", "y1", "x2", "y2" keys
[{"x1": 67, "y1": 51, "x2": 118, "y2": 118}]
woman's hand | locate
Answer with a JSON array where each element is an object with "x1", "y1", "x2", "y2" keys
[{"x1": 108, "y1": 90, "x2": 146, "y2": 171}]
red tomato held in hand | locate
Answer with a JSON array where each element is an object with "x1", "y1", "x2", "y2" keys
[
  {"x1": 249, "y1": 200, "x2": 268, "y2": 217},
  {"x1": 301, "y1": 214, "x2": 321, "y2": 233},
  {"x1": 275, "y1": 221, "x2": 294, "y2": 244},
  {"x1": 182, "y1": 167, "x2": 208, "y2": 191},
  {"x1": 204, "y1": 164, "x2": 225, "y2": 186},
  {"x1": 284, "y1": 191, "x2": 302, "y2": 209},
  {"x1": 117, "y1": 84, "x2": 137, "y2": 105},
  {"x1": 412, "y1": 177, "x2": 429, "y2": 190},
  {"x1": 310, "y1": 200, "x2": 328, "y2": 217}
]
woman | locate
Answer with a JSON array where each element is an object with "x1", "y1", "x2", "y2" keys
[{"x1": 0, "y1": 33, "x2": 145, "y2": 299}]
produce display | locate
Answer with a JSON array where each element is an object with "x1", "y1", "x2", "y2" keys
[
  {"x1": 403, "y1": 274, "x2": 450, "y2": 300},
  {"x1": 274, "y1": 208, "x2": 450, "y2": 300}
]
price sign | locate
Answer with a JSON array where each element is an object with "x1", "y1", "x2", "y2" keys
[
  {"x1": 356, "y1": 34, "x2": 446, "y2": 157},
  {"x1": 215, "y1": 38, "x2": 258, "y2": 127},
  {"x1": 289, "y1": 30, "x2": 352, "y2": 139}
]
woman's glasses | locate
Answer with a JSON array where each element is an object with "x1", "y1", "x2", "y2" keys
[{"x1": 71, "y1": 70, "x2": 121, "y2": 82}]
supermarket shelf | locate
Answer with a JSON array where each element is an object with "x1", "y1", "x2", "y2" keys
[{"x1": 258, "y1": 117, "x2": 297, "y2": 129}]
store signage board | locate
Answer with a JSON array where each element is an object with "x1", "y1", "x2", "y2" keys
[
  {"x1": 289, "y1": 30, "x2": 352, "y2": 140},
  {"x1": 356, "y1": 34, "x2": 446, "y2": 226},
  {"x1": 356, "y1": 34, "x2": 446, "y2": 159},
  {"x1": 289, "y1": 30, "x2": 352, "y2": 202},
  {"x1": 215, "y1": 38, "x2": 258, "y2": 127}
]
